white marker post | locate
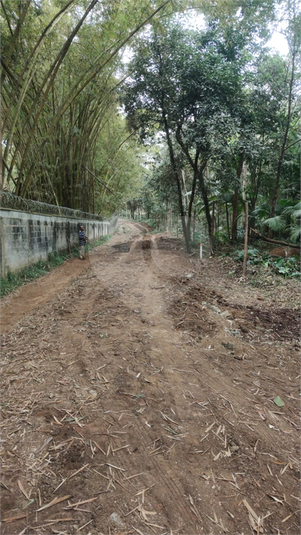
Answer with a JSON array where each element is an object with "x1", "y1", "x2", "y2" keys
[{"x1": 200, "y1": 243, "x2": 203, "y2": 260}]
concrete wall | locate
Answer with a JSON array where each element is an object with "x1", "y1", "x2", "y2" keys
[{"x1": 0, "y1": 209, "x2": 118, "y2": 277}]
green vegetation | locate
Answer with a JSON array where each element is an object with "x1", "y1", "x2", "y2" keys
[
  {"x1": 1, "y1": 254, "x2": 68, "y2": 297},
  {"x1": 1, "y1": 0, "x2": 175, "y2": 213},
  {"x1": 1, "y1": 0, "x2": 300, "y2": 264},
  {"x1": 0, "y1": 237, "x2": 109, "y2": 297},
  {"x1": 123, "y1": 1, "x2": 300, "y2": 253},
  {"x1": 232, "y1": 247, "x2": 300, "y2": 279}
]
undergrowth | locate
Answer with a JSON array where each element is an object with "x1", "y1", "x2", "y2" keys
[
  {"x1": 0, "y1": 237, "x2": 109, "y2": 297},
  {"x1": 232, "y1": 247, "x2": 300, "y2": 279}
]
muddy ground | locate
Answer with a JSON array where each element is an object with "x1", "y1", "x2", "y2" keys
[{"x1": 0, "y1": 220, "x2": 300, "y2": 535}]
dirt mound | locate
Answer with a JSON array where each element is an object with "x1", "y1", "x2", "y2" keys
[{"x1": 169, "y1": 281, "x2": 300, "y2": 342}]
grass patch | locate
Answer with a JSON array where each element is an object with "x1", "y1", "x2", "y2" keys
[
  {"x1": 1, "y1": 252, "x2": 70, "y2": 297},
  {"x1": 0, "y1": 236, "x2": 110, "y2": 297},
  {"x1": 86, "y1": 235, "x2": 110, "y2": 253}
]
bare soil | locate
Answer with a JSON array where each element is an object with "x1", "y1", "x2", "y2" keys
[{"x1": 0, "y1": 220, "x2": 300, "y2": 535}]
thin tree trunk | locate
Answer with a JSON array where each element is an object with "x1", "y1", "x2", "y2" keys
[
  {"x1": 225, "y1": 203, "x2": 230, "y2": 239},
  {"x1": 232, "y1": 153, "x2": 244, "y2": 241},
  {"x1": 212, "y1": 201, "x2": 215, "y2": 236},
  {"x1": 197, "y1": 167, "x2": 213, "y2": 254},
  {"x1": 162, "y1": 114, "x2": 191, "y2": 253},
  {"x1": 242, "y1": 201, "x2": 249, "y2": 278},
  {"x1": 270, "y1": 48, "x2": 296, "y2": 221}
]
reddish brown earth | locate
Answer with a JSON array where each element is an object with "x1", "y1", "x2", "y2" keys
[{"x1": 0, "y1": 220, "x2": 300, "y2": 535}]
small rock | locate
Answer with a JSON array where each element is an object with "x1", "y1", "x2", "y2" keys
[
  {"x1": 109, "y1": 512, "x2": 124, "y2": 527},
  {"x1": 221, "y1": 342, "x2": 234, "y2": 351},
  {"x1": 221, "y1": 310, "x2": 232, "y2": 319},
  {"x1": 206, "y1": 304, "x2": 221, "y2": 314}
]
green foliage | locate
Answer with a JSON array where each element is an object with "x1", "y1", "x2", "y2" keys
[
  {"x1": 1, "y1": 0, "x2": 299, "y2": 243},
  {"x1": 251, "y1": 199, "x2": 301, "y2": 242},
  {"x1": 270, "y1": 256, "x2": 300, "y2": 278},
  {"x1": 123, "y1": 19, "x2": 252, "y2": 250},
  {"x1": 263, "y1": 215, "x2": 286, "y2": 232},
  {"x1": 232, "y1": 247, "x2": 300, "y2": 278},
  {"x1": 1, "y1": 0, "x2": 174, "y2": 213},
  {"x1": 233, "y1": 247, "x2": 261, "y2": 263},
  {"x1": 213, "y1": 230, "x2": 231, "y2": 245},
  {"x1": 0, "y1": 252, "x2": 69, "y2": 297}
]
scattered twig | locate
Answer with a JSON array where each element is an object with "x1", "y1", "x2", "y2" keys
[
  {"x1": 2, "y1": 513, "x2": 27, "y2": 523},
  {"x1": 36, "y1": 494, "x2": 71, "y2": 512}
]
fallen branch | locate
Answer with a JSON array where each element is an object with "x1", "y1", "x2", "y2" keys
[{"x1": 250, "y1": 228, "x2": 300, "y2": 249}]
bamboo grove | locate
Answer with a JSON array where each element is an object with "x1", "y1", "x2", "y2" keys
[{"x1": 1, "y1": 0, "x2": 174, "y2": 214}]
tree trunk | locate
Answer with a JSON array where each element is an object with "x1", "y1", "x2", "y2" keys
[
  {"x1": 242, "y1": 201, "x2": 249, "y2": 278},
  {"x1": 163, "y1": 115, "x2": 191, "y2": 253},
  {"x1": 251, "y1": 228, "x2": 300, "y2": 248},
  {"x1": 225, "y1": 203, "x2": 230, "y2": 240},
  {"x1": 212, "y1": 201, "x2": 215, "y2": 236},
  {"x1": 197, "y1": 167, "x2": 213, "y2": 254},
  {"x1": 232, "y1": 154, "x2": 244, "y2": 241}
]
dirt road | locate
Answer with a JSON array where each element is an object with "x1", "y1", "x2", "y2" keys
[{"x1": 1, "y1": 221, "x2": 300, "y2": 534}]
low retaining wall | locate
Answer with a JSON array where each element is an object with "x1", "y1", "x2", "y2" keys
[{"x1": 0, "y1": 209, "x2": 118, "y2": 277}]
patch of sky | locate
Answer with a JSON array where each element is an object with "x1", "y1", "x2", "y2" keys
[{"x1": 267, "y1": 31, "x2": 288, "y2": 55}]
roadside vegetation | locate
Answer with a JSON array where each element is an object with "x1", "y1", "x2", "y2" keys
[
  {"x1": 231, "y1": 246, "x2": 300, "y2": 278},
  {"x1": 0, "y1": 237, "x2": 109, "y2": 297}
]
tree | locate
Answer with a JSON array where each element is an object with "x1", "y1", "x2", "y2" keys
[
  {"x1": 1, "y1": 0, "x2": 174, "y2": 212},
  {"x1": 123, "y1": 21, "x2": 247, "y2": 251},
  {"x1": 269, "y1": 1, "x2": 301, "y2": 222}
]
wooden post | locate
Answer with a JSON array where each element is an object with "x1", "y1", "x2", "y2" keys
[{"x1": 242, "y1": 201, "x2": 249, "y2": 278}]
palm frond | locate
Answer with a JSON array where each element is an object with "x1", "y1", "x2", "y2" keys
[
  {"x1": 282, "y1": 201, "x2": 301, "y2": 218},
  {"x1": 290, "y1": 225, "x2": 301, "y2": 243},
  {"x1": 263, "y1": 215, "x2": 286, "y2": 231},
  {"x1": 291, "y1": 209, "x2": 301, "y2": 219},
  {"x1": 251, "y1": 207, "x2": 269, "y2": 219}
]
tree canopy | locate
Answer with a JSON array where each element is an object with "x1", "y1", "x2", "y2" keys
[
  {"x1": 1, "y1": 0, "x2": 300, "y2": 243},
  {"x1": 122, "y1": 3, "x2": 300, "y2": 250}
]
